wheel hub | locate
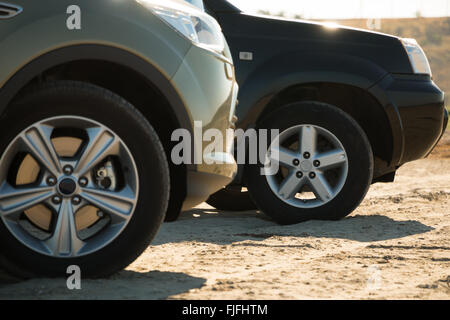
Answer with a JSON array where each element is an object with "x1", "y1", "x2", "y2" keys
[
  {"x1": 58, "y1": 178, "x2": 77, "y2": 196},
  {"x1": 300, "y1": 160, "x2": 312, "y2": 172}
]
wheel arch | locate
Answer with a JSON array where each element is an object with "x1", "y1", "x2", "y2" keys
[
  {"x1": 236, "y1": 50, "x2": 388, "y2": 122},
  {"x1": 0, "y1": 44, "x2": 192, "y2": 133}
]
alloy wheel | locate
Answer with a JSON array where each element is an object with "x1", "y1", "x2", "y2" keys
[
  {"x1": 0, "y1": 116, "x2": 139, "y2": 257},
  {"x1": 265, "y1": 124, "x2": 348, "y2": 208}
]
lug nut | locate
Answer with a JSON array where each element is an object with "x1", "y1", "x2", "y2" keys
[
  {"x1": 309, "y1": 172, "x2": 316, "y2": 179},
  {"x1": 63, "y1": 165, "x2": 73, "y2": 175},
  {"x1": 52, "y1": 196, "x2": 62, "y2": 204},
  {"x1": 313, "y1": 160, "x2": 321, "y2": 167},
  {"x1": 72, "y1": 196, "x2": 81, "y2": 205},
  {"x1": 296, "y1": 171, "x2": 303, "y2": 178},
  {"x1": 79, "y1": 177, "x2": 88, "y2": 187},
  {"x1": 303, "y1": 152, "x2": 311, "y2": 159},
  {"x1": 292, "y1": 159, "x2": 300, "y2": 166},
  {"x1": 46, "y1": 176, "x2": 57, "y2": 186}
]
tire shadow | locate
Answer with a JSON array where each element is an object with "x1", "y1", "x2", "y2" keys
[
  {"x1": 155, "y1": 207, "x2": 434, "y2": 245},
  {"x1": 0, "y1": 270, "x2": 206, "y2": 300}
]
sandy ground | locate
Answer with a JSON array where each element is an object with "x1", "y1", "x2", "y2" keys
[{"x1": 0, "y1": 133, "x2": 449, "y2": 300}]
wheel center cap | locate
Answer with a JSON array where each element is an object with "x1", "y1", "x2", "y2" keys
[
  {"x1": 58, "y1": 178, "x2": 77, "y2": 196},
  {"x1": 300, "y1": 160, "x2": 312, "y2": 172}
]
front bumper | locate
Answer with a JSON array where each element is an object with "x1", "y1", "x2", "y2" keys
[
  {"x1": 172, "y1": 45, "x2": 238, "y2": 210},
  {"x1": 370, "y1": 74, "x2": 446, "y2": 166}
]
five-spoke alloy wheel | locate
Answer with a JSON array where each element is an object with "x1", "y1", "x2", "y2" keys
[
  {"x1": 0, "y1": 116, "x2": 139, "y2": 258},
  {"x1": 265, "y1": 124, "x2": 348, "y2": 209},
  {"x1": 247, "y1": 101, "x2": 373, "y2": 225}
]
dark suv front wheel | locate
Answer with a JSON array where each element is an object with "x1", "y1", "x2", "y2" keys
[
  {"x1": 0, "y1": 81, "x2": 169, "y2": 278},
  {"x1": 246, "y1": 101, "x2": 373, "y2": 225}
]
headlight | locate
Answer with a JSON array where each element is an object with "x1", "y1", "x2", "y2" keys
[
  {"x1": 401, "y1": 38, "x2": 432, "y2": 76},
  {"x1": 136, "y1": 0, "x2": 225, "y2": 53}
]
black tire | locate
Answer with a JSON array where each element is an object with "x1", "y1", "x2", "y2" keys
[
  {"x1": 206, "y1": 185, "x2": 257, "y2": 211},
  {"x1": 163, "y1": 177, "x2": 185, "y2": 222},
  {"x1": 246, "y1": 101, "x2": 373, "y2": 225},
  {"x1": 0, "y1": 81, "x2": 169, "y2": 278},
  {"x1": 163, "y1": 145, "x2": 186, "y2": 222}
]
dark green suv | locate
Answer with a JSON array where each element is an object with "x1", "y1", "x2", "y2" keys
[
  {"x1": 0, "y1": 0, "x2": 238, "y2": 277},
  {"x1": 204, "y1": 0, "x2": 447, "y2": 225}
]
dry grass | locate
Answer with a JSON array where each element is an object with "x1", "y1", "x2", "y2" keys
[{"x1": 430, "y1": 131, "x2": 450, "y2": 158}]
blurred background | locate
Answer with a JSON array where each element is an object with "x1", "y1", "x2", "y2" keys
[{"x1": 229, "y1": 0, "x2": 450, "y2": 109}]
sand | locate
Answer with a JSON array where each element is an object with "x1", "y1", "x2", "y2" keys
[{"x1": 0, "y1": 132, "x2": 449, "y2": 300}]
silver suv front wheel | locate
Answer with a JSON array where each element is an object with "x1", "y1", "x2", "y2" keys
[
  {"x1": 0, "y1": 116, "x2": 139, "y2": 258},
  {"x1": 0, "y1": 81, "x2": 169, "y2": 278}
]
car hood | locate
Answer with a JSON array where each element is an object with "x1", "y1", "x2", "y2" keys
[
  {"x1": 243, "y1": 13, "x2": 399, "y2": 45},
  {"x1": 220, "y1": 13, "x2": 412, "y2": 74},
  {"x1": 138, "y1": 0, "x2": 202, "y2": 13}
]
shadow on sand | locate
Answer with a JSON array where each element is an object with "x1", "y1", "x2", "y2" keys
[
  {"x1": 0, "y1": 270, "x2": 206, "y2": 299},
  {"x1": 0, "y1": 207, "x2": 434, "y2": 298},
  {"x1": 153, "y1": 207, "x2": 434, "y2": 245}
]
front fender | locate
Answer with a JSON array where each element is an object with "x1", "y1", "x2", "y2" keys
[{"x1": 236, "y1": 51, "x2": 388, "y2": 126}]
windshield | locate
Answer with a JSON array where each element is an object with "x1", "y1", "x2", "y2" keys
[{"x1": 185, "y1": 0, "x2": 205, "y2": 10}]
